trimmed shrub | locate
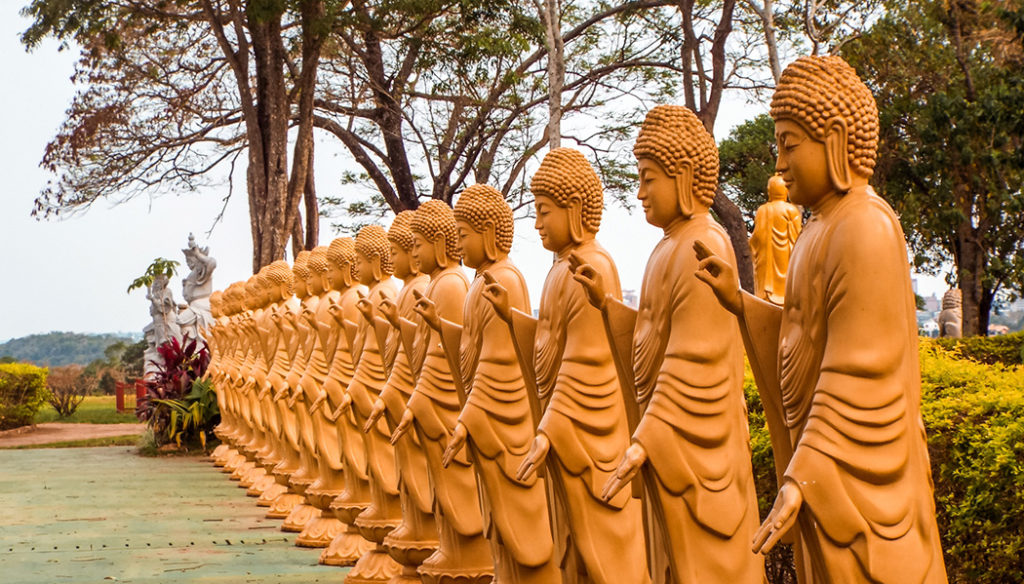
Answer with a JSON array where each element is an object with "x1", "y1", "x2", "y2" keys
[
  {"x1": 0, "y1": 363, "x2": 50, "y2": 430},
  {"x1": 746, "y1": 344, "x2": 1024, "y2": 583},
  {"x1": 931, "y1": 330, "x2": 1024, "y2": 366}
]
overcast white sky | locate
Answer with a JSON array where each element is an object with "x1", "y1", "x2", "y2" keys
[{"x1": 0, "y1": 7, "x2": 947, "y2": 343}]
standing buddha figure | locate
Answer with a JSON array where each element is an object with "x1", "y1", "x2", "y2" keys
[
  {"x1": 484, "y1": 148, "x2": 650, "y2": 584},
  {"x1": 390, "y1": 200, "x2": 494, "y2": 583},
  {"x1": 573, "y1": 106, "x2": 763, "y2": 583},
  {"x1": 696, "y1": 55, "x2": 948, "y2": 584},
  {"x1": 320, "y1": 237, "x2": 375, "y2": 566},
  {"x1": 433, "y1": 184, "x2": 561, "y2": 583},
  {"x1": 750, "y1": 174, "x2": 802, "y2": 305},
  {"x1": 364, "y1": 211, "x2": 438, "y2": 582}
]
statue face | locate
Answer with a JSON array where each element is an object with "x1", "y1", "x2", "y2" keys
[
  {"x1": 456, "y1": 220, "x2": 488, "y2": 269},
  {"x1": 391, "y1": 241, "x2": 415, "y2": 279},
  {"x1": 775, "y1": 119, "x2": 832, "y2": 208},
  {"x1": 293, "y1": 276, "x2": 308, "y2": 299},
  {"x1": 307, "y1": 273, "x2": 325, "y2": 295},
  {"x1": 354, "y1": 251, "x2": 377, "y2": 285},
  {"x1": 637, "y1": 158, "x2": 681, "y2": 228},
  {"x1": 412, "y1": 232, "x2": 439, "y2": 274},
  {"x1": 326, "y1": 263, "x2": 347, "y2": 290},
  {"x1": 534, "y1": 195, "x2": 572, "y2": 253}
]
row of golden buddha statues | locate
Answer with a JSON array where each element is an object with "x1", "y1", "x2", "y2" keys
[{"x1": 201, "y1": 55, "x2": 947, "y2": 584}]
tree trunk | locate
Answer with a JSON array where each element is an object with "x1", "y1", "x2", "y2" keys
[
  {"x1": 543, "y1": 0, "x2": 564, "y2": 148},
  {"x1": 248, "y1": 4, "x2": 291, "y2": 271},
  {"x1": 712, "y1": 188, "x2": 755, "y2": 292},
  {"x1": 957, "y1": 224, "x2": 986, "y2": 336}
]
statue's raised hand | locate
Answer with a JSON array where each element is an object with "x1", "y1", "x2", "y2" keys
[
  {"x1": 363, "y1": 398, "x2": 387, "y2": 433},
  {"x1": 412, "y1": 289, "x2": 441, "y2": 330},
  {"x1": 442, "y1": 423, "x2": 468, "y2": 468},
  {"x1": 390, "y1": 409, "x2": 415, "y2": 445},
  {"x1": 601, "y1": 442, "x2": 647, "y2": 502},
  {"x1": 482, "y1": 271, "x2": 512, "y2": 323},
  {"x1": 356, "y1": 290, "x2": 375, "y2": 322},
  {"x1": 378, "y1": 298, "x2": 400, "y2": 328},
  {"x1": 693, "y1": 240, "x2": 743, "y2": 316},
  {"x1": 516, "y1": 433, "x2": 550, "y2": 482},
  {"x1": 752, "y1": 478, "x2": 802, "y2": 555},
  {"x1": 568, "y1": 251, "x2": 606, "y2": 310}
]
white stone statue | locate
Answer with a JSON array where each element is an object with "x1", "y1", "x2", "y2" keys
[
  {"x1": 177, "y1": 233, "x2": 217, "y2": 342},
  {"x1": 145, "y1": 274, "x2": 181, "y2": 377}
]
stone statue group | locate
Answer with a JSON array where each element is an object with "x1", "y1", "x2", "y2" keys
[
  {"x1": 202, "y1": 56, "x2": 948, "y2": 584},
  {"x1": 143, "y1": 234, "x2": 217, "y2": 376}
]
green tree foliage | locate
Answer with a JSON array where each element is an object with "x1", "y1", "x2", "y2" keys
[
  {"x1": 746, "y1": 344, "x2": 1024, "y2": 582},
  {"x1": 841, "y1": 1, "x2": 1024, "y2": 336},
  {"x1": 0, "y1": 363, "x2": 50, "y2": 430},
  {"x1": 718, "y1": 112, "x2": 777, "y2": 230},
  {"x1": 45, "y1": 364, "x2": 90, "y2": 417},
  {"x1": 0, "y1": 332, "x2": 136, "y2": 367},
  {"x1": 126, "y1": 257, "x2": 179, "y2": 293}
]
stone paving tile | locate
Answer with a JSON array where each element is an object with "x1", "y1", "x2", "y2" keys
[{"x1": 0, "y1": 447, "x2": 348, "y2": 583}]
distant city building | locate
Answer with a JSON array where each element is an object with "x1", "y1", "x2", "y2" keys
[{"x1": 622, "y1": 289, "x2": 638, "y2": 308}]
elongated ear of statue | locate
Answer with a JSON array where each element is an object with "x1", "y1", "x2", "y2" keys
[
  {"x1": 434, "y1": 234, "x2": 449, "y2": 269},
  {"x1": 673, "y1": 160, "x2": 696, "y2": 217},
  {"x1": 371, "y1": 254, "x2": 383, "y2": 281},
  {"x1": 483, "y1": 222, "x2": 498, "y2": 261},
  {"x1": 568, "y1": 197, "x2": 585, "y2": 244},
  {"x1": 825, "y1": 117, "x2": 852, "y2": 193}
]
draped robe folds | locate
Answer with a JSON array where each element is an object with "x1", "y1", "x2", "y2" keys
[
  {"x1": 742, "y1": 187, "x2": 947, "y2": 584},
  {"x1": 379, "y1": 274, "x2": 433, "y2": 515},
  {"x1": 750, "y1": 199, "x2": 802, "y2": 304},
  {"x1": 629, "y1": 216, "x2": 762, "y2": 583},
  {"x1": 404, "y1": 267, "x2": 485, "y2": 537},
  {"x1": 310, "y1": 290, "x2": 343, "y2": 475},
  {"x1": 347, "y1": 280, "x2": 399, "y2": 495},
  {"x1": 455, "y1": 260, "x2": 557, "y2": 573},
  {"x1": 532, "y1": 239, "x2": 649, "y2": 584}
]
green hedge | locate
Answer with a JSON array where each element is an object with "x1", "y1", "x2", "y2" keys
[
  {"x1": 0, "y1": 363, "x2": 50, "y2": 431},
  {"x1": 746, "y1": 343, "x2": 1024, "y2": 583},
  {"x1": 932, "y1": 330, "x2": 1024, "y2": 366}
]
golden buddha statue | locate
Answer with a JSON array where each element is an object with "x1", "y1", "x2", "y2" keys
[
  {"x1": 363, "y1": 211, "x2": 438, "y2": 582},
  {"x1": 696, "y1": 55, "x2": 948, "y2": 584},
  {"x1": 280, "y1": 252, "x2": 322, "y2": 533},
  {"x1": 426, "y1": 184, "x2": 560, "y2": 583},
  {"x1": 484, "y1": 148, "x2": 650, "y2": 584},
  {"x1": 292, "y1": 246, "x2": 349, "y2": 548},
  {"x1": 329, "y1": 225, "x2": 404, "y2": 582},
  {"x1": 319, "y1": 237, "x2": 375, "y2": 566},
  {"x1": 750, "y1": 174, "x2": 802, "y2": 305},
  {"x1": 390, "y1": 199, "x2": 494, "y2": 583},
  {"x1": 259, "y1": 260, "x2": 308, "y2": 518},
  {"x1": 573, "y1": 106, "x2": 763, "y2": 583}
]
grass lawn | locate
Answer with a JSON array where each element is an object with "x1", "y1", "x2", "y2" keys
[
  {"x1": 3, "y1": 435, "x2": 141, "y2": 449},
  {"x1": 33, "y1": 395, "x2": 139, "y2": 424}
]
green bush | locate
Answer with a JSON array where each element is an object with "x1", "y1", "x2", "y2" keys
[
  {"x1": 0, "y1": 363, "x2": 50, "y2": 430},
  {"x1": 746, "y1": 344, "x2": 1024, "y2": 583},
  {"x1": 931, "y1": 330, "x2": 1024, "y2": 366}
]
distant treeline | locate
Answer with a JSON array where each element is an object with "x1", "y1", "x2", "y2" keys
[{"x1": 0, "y1": 332, "x2": 136, "y2": 367}]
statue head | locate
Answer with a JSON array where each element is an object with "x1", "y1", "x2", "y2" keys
[
  {"x1": 453, "y1": 184, "x2": 514, "y2": 269},
  {"x1": 209, "y1": 290, "x2": 223, "y2": 319},
  {"x1": 388, "y1": 211, "x2": 419, "y2": 279},
  {"x1": 326, "y1": 237, "x2": 356, "y2": 291},
  {"x1": 530, "y1": 147, "x2": 603, "y2": 252},
  {"x1": 770, "y1": 55, "x2": 878, "y2": 207},
  {"x1": 632, "y1": 105, "x2": 718, "y2": 224},
  {"x1": 264, "y1": 260, "x2": 294, "y2": 302},
  {"x1": 355, "y1": 225, "x2": 395, "y2": 285},
  {"x1": 243, "y1": 277, "x2": 262, "y2": 311},
  {"x1": 291, "y1": 251, "x2": 311, "y2": 299},
  {"x1": 768, "y1": 174, "x2": 789, "y2": 202},
  {"x1": 410, "y1": 200, "x2": 462, "y2": 274},
  {"x1": 307, "y1": 246, "x2": 330, "y2": 295},
  {"x1": 942, "y1": 289, "x2": 962, "y2": 311}
]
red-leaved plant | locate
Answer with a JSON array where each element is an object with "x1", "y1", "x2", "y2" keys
[{"x1": 137, "y1": 336, "x2": 209, "y2": 442}]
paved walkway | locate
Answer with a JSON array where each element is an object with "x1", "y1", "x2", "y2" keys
[
  {"x1": 0, "y1": 447, "x2": 347, "y2": 583},
  {"x1": 0, "y1": 423, "x2": 145, "y2": 447}
]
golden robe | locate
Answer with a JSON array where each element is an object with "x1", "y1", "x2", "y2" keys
[
  {"x1": 742, "y1": 186, "x2": 947, "y2": 583},
  {"x1": 631, "y1": 215, "x2": 763, "y2": 583},
  {"x1": 533, "y1": 239, "x2": 649, "y2": 584},
  {"x1": 455, "y1": 259, "x2": 559, "y2": 581}
]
